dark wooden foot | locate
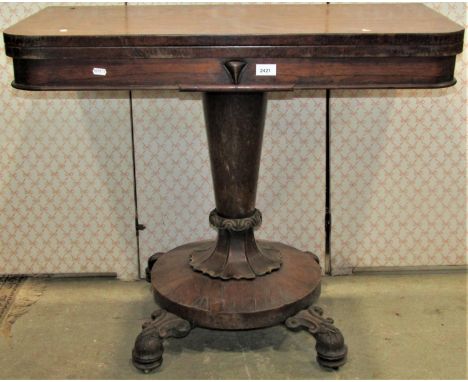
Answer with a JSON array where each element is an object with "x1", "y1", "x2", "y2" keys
[
  {"x1": 132, "y1": 309, "x2": 192, "y2": 373},
  {"x1": 285, "y1": 305, "x2": 347, "y2": 370},
  {"x1": 145, "y1": 252, "x2": 165, "y2": 282}
]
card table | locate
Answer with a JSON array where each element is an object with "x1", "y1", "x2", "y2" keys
[{"x1": 4, "y1": 3, "x2": 464, "y2": 372}]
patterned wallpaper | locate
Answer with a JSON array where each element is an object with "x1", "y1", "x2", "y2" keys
[
  {"x1": 0, "y1": 3, "x2": 138, "y2": 280},
  {"x1": 0, "y1": 3, "x2": 466, "y2": 280},
  {"x1": 330, "y1": 3, "x2": 467, "y2": 270}
]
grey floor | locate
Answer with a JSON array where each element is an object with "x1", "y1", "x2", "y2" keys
[{"x1": 0, "y1": 273, "x2": 466, "y2": 379}]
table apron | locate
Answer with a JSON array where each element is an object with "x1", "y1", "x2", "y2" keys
[{"x1": 12, "y1": 56, "x2": 456, "y2": 91}]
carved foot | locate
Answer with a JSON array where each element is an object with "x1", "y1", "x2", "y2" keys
[
  {"x1": 145, "y1": 252, "x2": 165, "y2": 282},
  {"x1": 285, "y1": 306, "x2": 347, "y2": 370},
  {"x1": 132, "y1": 309, "x2": 192, "y2": 372}
]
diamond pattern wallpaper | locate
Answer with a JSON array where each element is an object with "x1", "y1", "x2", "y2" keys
[
  {"x1": 0, "y1": 3, "x2": 138, "y2": 280},
  {"x1": 0, "y1": 3, "x2": 466, "y2": 280},
  {"x1": 330, "y1": 3, "x2": 467, "y2": 270}
]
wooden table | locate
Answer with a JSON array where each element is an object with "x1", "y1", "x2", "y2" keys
[{"x1": 4, "y1": 4, "x2": 464, "y2": 372}]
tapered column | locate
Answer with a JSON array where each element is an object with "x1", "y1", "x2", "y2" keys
[
  {"x1": 205, "y1": 91, "x2": 265, "y2": 218},
  {"x1": 189, "y1": 92, "x2": 282, "y2": 279}
]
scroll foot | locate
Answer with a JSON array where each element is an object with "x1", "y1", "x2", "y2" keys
[
  {"x1": 145, "y1": 252, "x2": 165, "y2": 282},
  {"x1": 132, "y1": 309, "x2": 193, "y2": 372},
  {"x1": 285, "y1": 305, "x2": 347, "y2": 370}
]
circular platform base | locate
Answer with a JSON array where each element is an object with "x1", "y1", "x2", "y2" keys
[{"x1": 151, "y1": 240, "x2": 322, "y2": 330}]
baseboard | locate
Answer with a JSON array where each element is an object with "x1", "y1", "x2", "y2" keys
[
  {"x1": 331, "y1": 264, "x2": 467, "y2": 276},
  {"x1": 0, "y1": 272, "x2": 117, "y2": 279}
]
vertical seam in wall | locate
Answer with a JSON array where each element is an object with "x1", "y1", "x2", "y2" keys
[
  {"x1": 124, "y1": 1, "x2": 142, "y2": 279},
  {"x1": 129, "y1": 89, "x2": 142, "y2": 280}
]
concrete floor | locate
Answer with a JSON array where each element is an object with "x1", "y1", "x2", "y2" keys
[{"x1": 0, "y1": 273, "x2": 466, "y2": 379}]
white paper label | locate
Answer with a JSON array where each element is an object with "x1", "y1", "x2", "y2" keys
[
  {"x1": 256, "y1": 64, "x2": 276, "y2": 76},
  {"x1": 92, "y1": 67, "x2": 107, "y2": 76}
]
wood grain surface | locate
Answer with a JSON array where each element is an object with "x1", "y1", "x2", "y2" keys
[
  {"x1": 152, "y1": 241, "x2": 322, "y2": 329},
  {"x1": 4, "y1": 4, "x2": 463, "y2": 39}
]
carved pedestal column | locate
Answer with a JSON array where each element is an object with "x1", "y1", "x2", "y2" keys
[{"x1": 190, "y1": 92, "x2": 281, "y2": 279}]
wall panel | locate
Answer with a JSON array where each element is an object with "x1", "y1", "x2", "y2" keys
[
  {"x1": 0, "y1": 3, "x2": 138, "y2": 279},
  {"x1": 330, "y1": 3, "x2": 467, "y2": 270}
]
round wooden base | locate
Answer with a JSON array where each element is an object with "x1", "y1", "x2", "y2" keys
[{"x1": 151, "y1": 240, "x2": 322, "y2": 330}]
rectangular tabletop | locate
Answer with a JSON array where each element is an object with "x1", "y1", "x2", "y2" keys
[{"x1": 4, "y1": 4, "x2": 464, "y2": 91}]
